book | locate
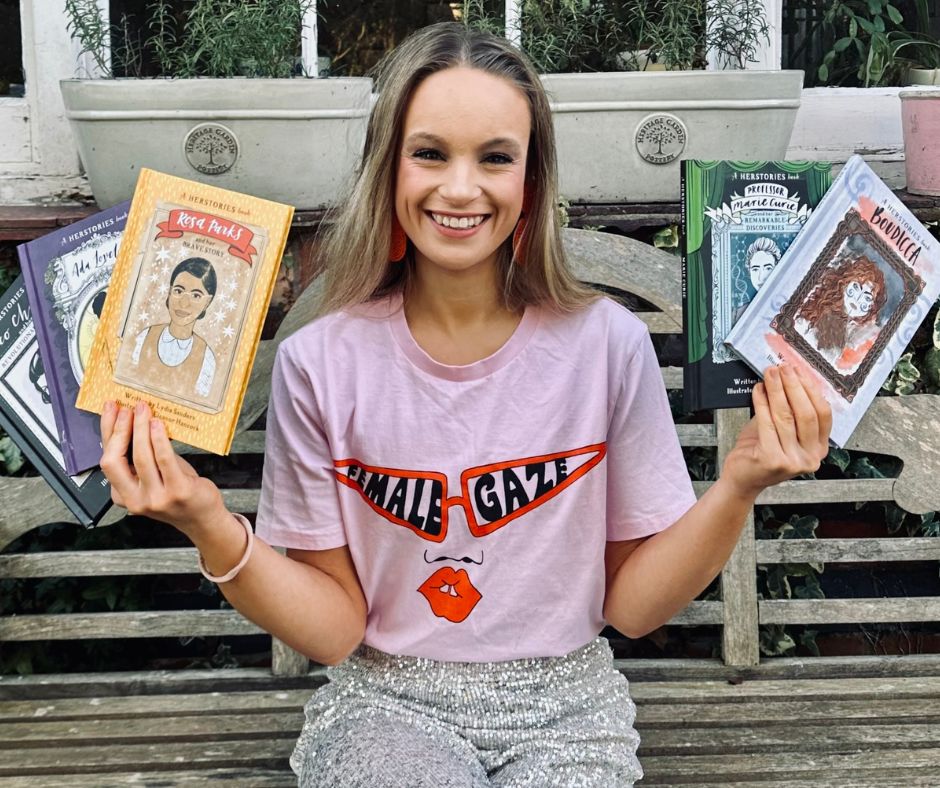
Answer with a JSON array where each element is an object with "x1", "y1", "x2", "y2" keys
[
  {"x1": 682, "y1": 160, "x2": 832, "y2": 411},
  {"x1": 725, "y1": 154, "x2": 940, "y2": 447},
  {"x1": 77, "y1": 168, "x2": 294, "y2": 455},
  {"x1": 0, "y1": 276, "x2": 112, "y2": 527},
  {"x1": 17, "y1": 202, "x2": 130, "y2": 474}
]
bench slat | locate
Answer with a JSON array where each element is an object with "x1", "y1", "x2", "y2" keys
[
  {"x1": 755, "y1": 537, "x2": 940, "y2": 563},
  {"x1": 0, "y1": 770, "x2": 296, "y2": 787},
  {"x1": 760, "y1": 597, "x2": 940, "y2": 625},
  {"x1": 639, "y1": 723, "x2": 940, "y2": 756},
  {"x1": 0, "y1": 711, "x2": 300, "y2": 747},
  {"x1": 0, "y1": 603, "x2": 723, "y2": 641},
  {"x1": 0, "y1": 689, "x2": 312, "y2": 723},
  {"x1": 647, "y1": 780, "x2": 937, "y2": 788},
  {"x1": 0, "y1": 610, "x2": 262, "y2": 641},
  {"x1": 640, "y1": 748, "x2": 940, "y2": 782},
  {"x1": 0, "y1": 548, "x2": 199, "y2": 578},
  {"x1": 676, "y1": 423, "x2": 717, "y2": 447},
  {"x1": 631, "y1": 675, "x2": 940, "y2": 701},
  {"x1": 636, "y1": 697, "x2": 940, "y2": 726},
  {"x1": 0, "y1": 738, "x2": 294, "y2": 776}
]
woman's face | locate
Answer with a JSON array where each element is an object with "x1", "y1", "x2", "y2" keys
[
  {"x1": 748, "y1": 250, "x2": 777, "y2": 291},
  {"x1": 168, "y1": 271, "x2": 213, "y2": 327},
  {"x1": 395, "y1": 66, "x2": 531, "y2": 278},
  {"x1": 843, "y1": 279, "x2": 876, "y2": 319}
]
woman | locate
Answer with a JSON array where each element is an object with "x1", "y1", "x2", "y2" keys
[{"x1": 98, "y1": 23, "x2": 830, "y2": 787}]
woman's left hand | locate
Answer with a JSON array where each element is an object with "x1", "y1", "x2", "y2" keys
[{"x1": 721, "y1": 363, "x2": 832, "y2": 501}]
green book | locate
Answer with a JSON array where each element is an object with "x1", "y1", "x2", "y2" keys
[{"x1": 682, "y1": 160, "x2": 833, "y2": 411}]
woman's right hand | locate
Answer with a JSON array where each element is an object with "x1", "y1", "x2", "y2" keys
[{"x1": 99, "y1": 401, "x2": 228, "y2": 538}]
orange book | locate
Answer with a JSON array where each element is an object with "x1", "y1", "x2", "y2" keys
[{"x1": 77, "y1": 169, "x2": 294, "y2": 454}]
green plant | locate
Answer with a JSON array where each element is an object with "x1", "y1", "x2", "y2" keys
[
  {"x1": 66, "y1": 0, "x2": 313, "y2": 79},
  {"x1": 755, "y1": 508, "x2": 824, "y2": 656},
  {"x1": 888, "y1": 0, "x2": 940, "y2": 71},
  {"x1": 881, "y1": 302, "x2": 940, "y2": 395},
  {"x1": 462, "y1": 0, "x2": 769, "y2": 72},
  {"x1": 65, "y1": 0, "x2": 111, "y2": 76},
  {"x1": 464, "y1": 0, "x2": 637, "y2": 73},
  {"x1": 0, "y1": 435, "x2": 24, "y2": 474},
  {"x1": 812, "y1": 0, "x2": 910, "y2": 86},
  {"x1": 634, "y1": 0, "x2": 704, "y2": 70},
  {"x1": 705, "y1": 0, "x2": 771, "y2": 69}
]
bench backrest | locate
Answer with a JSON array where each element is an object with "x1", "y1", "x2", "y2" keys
[{"x1": 2, "y1": 228, "x2": 938, "y2": 675}]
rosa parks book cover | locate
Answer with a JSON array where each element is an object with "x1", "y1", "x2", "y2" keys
[{"x1": 77, "y1": 169, "x2": 294, "y2": 454}]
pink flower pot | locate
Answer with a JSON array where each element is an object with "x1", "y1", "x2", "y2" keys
[{"x1": 900, "y1": 88, "x2": 940, "y2": 196}]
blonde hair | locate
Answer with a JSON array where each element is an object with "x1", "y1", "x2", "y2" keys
[{"x1": 316, "y1": 22, "x2": 597, "y2": 316}]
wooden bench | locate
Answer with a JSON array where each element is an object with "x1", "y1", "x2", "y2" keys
[{"x1": 2, "y1": 227, "x2": 939, "y2": 786}]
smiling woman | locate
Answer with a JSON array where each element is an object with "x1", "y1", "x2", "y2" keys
[{"x1": 91, "y1": 21, "x2": 832, "y2": 788}]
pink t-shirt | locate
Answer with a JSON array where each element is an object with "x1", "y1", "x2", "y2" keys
[{"x1": 256, "y1": 294, "x2": 696, "y2": 662}]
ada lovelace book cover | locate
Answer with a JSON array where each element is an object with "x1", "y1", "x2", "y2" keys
[
  {"x1": 17, "y1": 201, "x2": 129, "y2": 474},
  {"x1": 77, "y1": 168, "x2": 294, "y2": 455},
  {"x1": 725, "y1": 155, "x2": 940, "y2": 447},
  {"x1": 0, "y1": 276, "x2": 112, "y2": 527},
  {"x1": 682, "y1": 161, "x2": 832, "y2": 411}
]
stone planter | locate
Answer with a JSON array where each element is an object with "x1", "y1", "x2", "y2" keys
[
  {"x1": 900, "y1": 87, "x2": 940, "y2": 196},
  {"x1": 541, "y1": 70, "x2": 804, "y2": 204},
  {"x1": 60, "y1": 78, "x2": 372, "y2": 209}
]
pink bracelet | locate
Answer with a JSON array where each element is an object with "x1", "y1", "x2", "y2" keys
[{"x1": 198, "y1": 513, "x2": 254, "y2": 583}]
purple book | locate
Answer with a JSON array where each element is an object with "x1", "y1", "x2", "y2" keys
[{"x1": 17, "y1": 202, "x2": 130, "y2": 474}]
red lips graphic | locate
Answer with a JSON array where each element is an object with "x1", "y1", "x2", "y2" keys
[{"x1": 417, "y1": 567, "x2": 482, "y2": 623}]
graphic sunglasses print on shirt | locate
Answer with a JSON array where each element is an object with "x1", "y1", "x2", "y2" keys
[{"x1": 333, "y1": 443, "x2": 607, "y2": 541}]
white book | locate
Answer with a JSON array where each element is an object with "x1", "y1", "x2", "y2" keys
[{"x1": 725, "y1": 155, "x2": 940, "y2": 446}]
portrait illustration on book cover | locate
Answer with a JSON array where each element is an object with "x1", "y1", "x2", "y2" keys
[
  {"x1": 45, "y1": 230, "x2": 121, "y2": 382},
  {"x1": 112, "y1": 201, "x2": 269, "y2": 414},
  {"x1": 771, "y1": 209, "x2": 925, "y2": 401}
]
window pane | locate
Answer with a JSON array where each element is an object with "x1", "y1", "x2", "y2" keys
[
  {"x1": 0, "y1": 0, "x2": 24, "y2": 96},
  {"x1": 783, "y1": 0, "x2": 936, "y2": 87},
  {"x1": 319, "y1": 1, "x2": 464, "y2": 76},
  {"x1": 109, "y1": 0, "x2": 307, "y2": 78},
  {"x1": 110, "y1": 0, "x2": 154, "y2": 78}
]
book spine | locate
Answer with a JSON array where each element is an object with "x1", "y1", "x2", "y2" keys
[
  {"x1": 680, "y1": 161, "x2": 698, "y2": 413},
  {"x1": 17, "y1": 243, "x2": 81, "y2": 475}
]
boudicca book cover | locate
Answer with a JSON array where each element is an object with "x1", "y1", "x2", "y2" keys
[
  {"x1": 0, "y1": 276, "x2": 112, "y2": 527},
  {"x1": 724, "y1": 155, "x2": 940, "y2": 447},
  {"x1": 682, "y1": 160, "x2": 832, "y2": 411},
  {"x1": 17, "y1": 201, "x2": 129, "y2": 474},
  {"x1": 77, "y1": 168, "x2": 294, "y2": 454}
]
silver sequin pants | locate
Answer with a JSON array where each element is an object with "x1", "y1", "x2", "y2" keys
[{"x1": 291, "y1": 637, "x2": 642, "y2": 787}]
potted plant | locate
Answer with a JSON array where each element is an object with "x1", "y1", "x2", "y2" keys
[
  {"x1": 61, "y1": 0, "x2": 372, "y2": 209},
  {"x1": 891, "y1": 0, "x2": 940, "y2": 85},
  {"x1": 462, "y1": 0, "x2": 803, "y2": 204}
]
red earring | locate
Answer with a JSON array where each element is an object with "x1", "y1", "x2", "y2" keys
[
  {"x1": 390, "y1": 214, "x2": 407, "y2": 263},
  {"x1": 512, "y1": 187, "x2": 533, "y2": 265}
]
